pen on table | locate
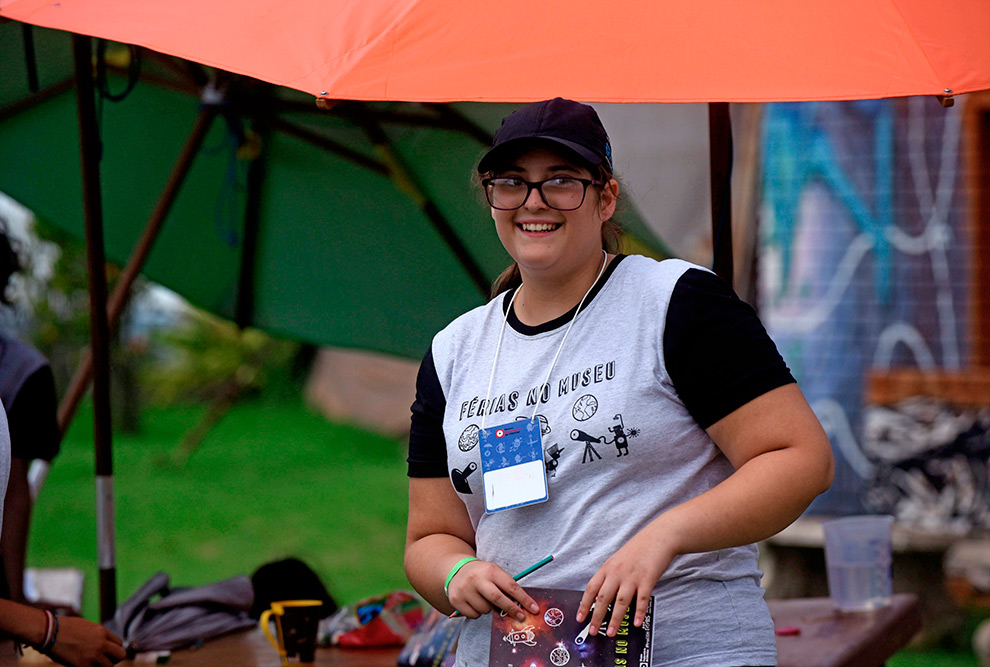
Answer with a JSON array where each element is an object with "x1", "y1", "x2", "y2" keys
[{"x1": 449, "y1": 554, "x2": 554, "y2": 618}]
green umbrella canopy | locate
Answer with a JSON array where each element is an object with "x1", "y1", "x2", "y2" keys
[{"x1": 0, "y1": 26, "x2": 668, "y2": 359}]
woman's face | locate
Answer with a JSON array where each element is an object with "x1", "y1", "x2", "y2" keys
[{"x1": 489, "y1": 146, "x2": 617, "y2": 284}]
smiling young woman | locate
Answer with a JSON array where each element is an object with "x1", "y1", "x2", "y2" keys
[
  {"x1": 484, "y1": 146, "x2": 617, "y2": 325},
  {"x1": 481, "y1": 110, "x2": 624, "y2": 305},
  {"x1": 404, "y1": 98, "x2": 833, "y2": 667}
]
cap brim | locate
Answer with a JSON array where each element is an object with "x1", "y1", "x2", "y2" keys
[{"x1": 477, "y1": 136, "x2": 600, "y2": 173}]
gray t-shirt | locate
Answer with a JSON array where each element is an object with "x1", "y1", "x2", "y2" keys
[
  {"x1": 413, "y1": 255, "x2": 790, "y2": 666},
  {"x1": 0, "y1": 399, "x2": 11, "y2": 532}
]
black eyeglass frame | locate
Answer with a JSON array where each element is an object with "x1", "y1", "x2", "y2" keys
[{"x1": 481, "y1": 177, "x2": 604, "y2": 211}]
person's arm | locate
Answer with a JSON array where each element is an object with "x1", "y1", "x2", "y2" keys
[
  {"x1": 2, "y1": 457, "x2": 31, "y2": 602},
  {"x1": 577, "y1": 382, "x2": 834, "y2": 636},
  {"x1": 0, "y1": 598, "x2": 126, "y2": 666},
  {"x1": 404, "y1": 477, "x2": 538, "y2": 621},
  {"x1": 405, "y1": 343, "x2": 539, "y2": 621},
  {"x1": 2, "y1": 366, "x2": 60, "y2": 601}
]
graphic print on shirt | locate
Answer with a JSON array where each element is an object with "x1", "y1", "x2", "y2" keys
[
  {"x1": 515, "y1": 413, "x2": 551, "y2": 436},
  {"x1": 571, "y1": 427, "x2": 604, "y2": 463},
  {"x1": 570, "y1": 412, "x2": 640, "y2": 463},
  {"x1": 450, "y1": 361, "x2": 619, "y2": 490},
  {"x1": 607, "y1": 413, "x2": 640, "y2": 457},
  {"x1": 451, "y1": 461, "x2": 478, "y2": 493},
  {"x1": 457, "y1": 424, "x2": 480, "y2": 452},
  {"x1": 544, "y1": 442, "x2": 565, "y2": 477},
  {"x1": 571, "y1": 394, "x2": 598, "y2": 421},
  {"x1": 455, "y1": 362, "x2": 615, "y2": 425}
]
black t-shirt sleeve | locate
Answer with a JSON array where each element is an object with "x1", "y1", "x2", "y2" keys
[
  {"x1": 663, "y1": 268, "x2": 795, "y2": 429},
  {"x1": 407, "y1": 346, "x2": 450, "y2": 478},
  {"x1": 8, "y1": 365, "x2": 61, "y2": 461}
]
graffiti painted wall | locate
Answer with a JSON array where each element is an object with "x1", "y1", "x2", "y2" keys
[{"x1": 759, "y1": 99, "x2": 987, "y2": 523}]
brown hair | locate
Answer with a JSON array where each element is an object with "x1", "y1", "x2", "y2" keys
[{"x1": 486, "y1": 161, "x2": 623, "y2": 299}]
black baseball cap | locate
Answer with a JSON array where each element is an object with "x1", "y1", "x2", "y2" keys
[{"x1": 477, "y1": 98, "x2": 613, "y2": 174}]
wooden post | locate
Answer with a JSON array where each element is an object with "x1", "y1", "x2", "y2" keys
[{"x1": 709, "y1": 102, "x2": 734, "y2": 287}]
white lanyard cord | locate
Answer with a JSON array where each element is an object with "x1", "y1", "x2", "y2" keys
[
  {"x1": 480, "y1": 250, "x2": 608, "y2": 431},
  {"x1": 480, "y1": 287, "x2": 520, "y2": 433}
]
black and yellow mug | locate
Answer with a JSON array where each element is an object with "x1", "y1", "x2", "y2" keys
[{"x1": 260, "y1": 599, "x2": 323, "y2": 665}]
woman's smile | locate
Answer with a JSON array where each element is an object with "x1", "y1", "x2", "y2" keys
[{"x1": 517, "y1": 220, "x2": 562, "y2": 234}]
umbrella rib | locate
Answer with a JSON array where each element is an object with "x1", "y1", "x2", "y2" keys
[
  {"x1": 426, "y1": 103, "x2": 493, "y2": 146},
  {"x1": 0, "y1": 77, "x2": 74, "y2": 123},
  {"x1": 268, "y1": 116, "x2": 389, "y2": 175},
  {"x1": 311, "y1": 100, "x2": 489, "y2": 138},
  {"x1": 361, "y1": 107, "x2": 485, "y2": 136},
  {"x1": 420, "y1": 199, "x2": 492, "y2": 297},
  {"x1": 98, "y1": 55, "x2": 202, "y2": 98},
  {"x1": 142, "y1": 50, "x2": 211, "y2": 90},
  {"x1": 236, "y1": 115, "x2": 268, "y2": 329},
  {"x1": 887, "y1": 0, "x2": 950, "y2": 96},
  {"x1": 276, "y1": 98, "x2": 477, "y2": 136},
  {"x1": 21, "y1": 23, "x2": 39, "y2": 92},
  {"x1": 357, "y1": 114, "x2": 491, "y2": 297}
]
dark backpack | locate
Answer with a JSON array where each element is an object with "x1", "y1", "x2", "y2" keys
[{"x1": 249, "y1": 557, "x2": 338, "y2": 620}]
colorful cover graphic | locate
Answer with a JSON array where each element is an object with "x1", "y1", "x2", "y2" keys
[{"x1": 489, "y1": 587, "x2": 653, "y2": 667}]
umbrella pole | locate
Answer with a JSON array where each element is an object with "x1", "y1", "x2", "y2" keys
[
  {"x1": 72, "y1": 33, "x2": 116, "y2": 622},
  {"x1": 56, "y1": 108, "x2": 218, "y2": 435},
  {"x1": 708, "y1": 102, "x2": 734, "y2": 287}
]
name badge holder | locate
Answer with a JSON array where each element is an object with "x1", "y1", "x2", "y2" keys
[
  {"x1": 479, "y1": 418, "x2": 548, "y2": 513},
  {"x1": 477, "y1": 251, "x2": 607, "y2": 515}
]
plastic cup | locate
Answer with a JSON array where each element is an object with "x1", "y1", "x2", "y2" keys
[{"x1": 822, "y1": 515, "x2": 894, "y2": 611}]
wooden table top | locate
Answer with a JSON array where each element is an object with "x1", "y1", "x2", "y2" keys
[
  {"x1": 123, "y1": 631, "x2": 399, "y2": 666},
  {"x1": 771, "y1": 594, "x2": 922, "y2": 667},
  {"x1": 16, "y1": 594, "x2": 915, "y2": 667}
]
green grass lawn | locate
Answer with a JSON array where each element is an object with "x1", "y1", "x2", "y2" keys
[
  {"x1": 30, "y1": 396, "x2": 412, "y2": 617},
  {"x1": 890, "y1": 651, "x2": 978, "y2": 667},
  {"x1": 28, "y1": 395, "x2": 980, "y2": 665}
]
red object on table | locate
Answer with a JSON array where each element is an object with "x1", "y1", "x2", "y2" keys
[{"x1": 769, "y1": 594, "x2": 922, "y2": 667}]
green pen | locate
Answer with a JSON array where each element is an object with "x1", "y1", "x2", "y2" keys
[
  {"x1": 512, "y1": 554, "x2": 554, "y2": 581},
  {"x1": 449, "y1": 554, "x2": 554, "y2": 618}
]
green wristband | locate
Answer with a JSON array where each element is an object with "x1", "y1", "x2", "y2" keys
[{"x1": 444, "y1": 557, "x2": 479, "y2": 597}]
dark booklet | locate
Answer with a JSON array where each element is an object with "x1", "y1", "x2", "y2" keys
[{"x1": 489, "y1": 587, "x2": 653, "y2": 667}]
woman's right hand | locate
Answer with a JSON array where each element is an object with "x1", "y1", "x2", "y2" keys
[
  {"x1": 446, "y1": 559, "x2": 539, "y2": 621},
  {"x1": 48, "y1": 616, "x2": 127, "y2": 667}
]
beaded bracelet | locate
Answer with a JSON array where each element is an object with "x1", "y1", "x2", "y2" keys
[{"x1": 443, "y1": 557, "x2": 479, "y2": 598}]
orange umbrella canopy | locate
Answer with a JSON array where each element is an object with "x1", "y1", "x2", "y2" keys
[{"x1": 2, "y1": 0, "x2": 989, "y2": 103}]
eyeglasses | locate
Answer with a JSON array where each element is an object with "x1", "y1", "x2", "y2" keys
[{"x1": 482, "y1": 177, "x2": 603, "y2": 211}]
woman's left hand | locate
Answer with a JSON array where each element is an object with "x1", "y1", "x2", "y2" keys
[
  {"x1": 576, "y1": 384, "x2": 835, "y2": 640},
  {"x1": 576, "y1": 523, "x2": 675, "y2": 638}
]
